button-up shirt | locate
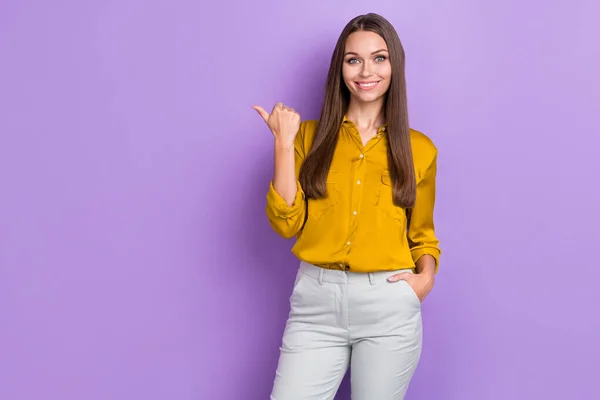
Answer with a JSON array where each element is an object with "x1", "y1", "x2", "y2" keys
[{"x1": 266, "y1": 117, "x2": 441, "y2": 273}]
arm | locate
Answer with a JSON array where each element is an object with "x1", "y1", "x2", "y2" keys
[
  {"x1": 252, "y1": 103, "x2": 307, "y2": 239},
  {"x1": 272, "y1": 137, "x2": 300, "y2": 206},
  {"x1": 387, "y1": 150, "x2": 440, "y2": 298},
  {"x1": 408, "y1": 150, "x2": 441, "y2": 275},
  {"x1": 265, "y1": 126, "x2": 307, "y2": 238}
]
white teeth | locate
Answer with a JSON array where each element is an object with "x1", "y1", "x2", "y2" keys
[{"x1": 357, "y1": 82, "x2": 377, "y2": 88}]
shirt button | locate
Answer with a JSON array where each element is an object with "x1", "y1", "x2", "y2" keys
[
  {"x1": 346, "y1": 241, "x2": 351, "y2": 246},
  {"x1": 359, "y1": 153, "x2": 364, "y2": 158},
  {"x1": 381, "y1": 126, "x2": 386, "y2": 131},
  {"x1": 357, "y1": 180, "x2": 361, "y2": 185},
  {"x1": 352, "y1": 211, "x2": 357, "y2": 216}
]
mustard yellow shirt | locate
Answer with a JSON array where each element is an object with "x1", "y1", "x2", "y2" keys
[{"x1": 265, "y1": 117, "x2": 441, "y2": 273}]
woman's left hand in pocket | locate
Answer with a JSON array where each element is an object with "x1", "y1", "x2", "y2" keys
[{"x1": 387, "y1": 271, "x2": 434, "y2": 302}]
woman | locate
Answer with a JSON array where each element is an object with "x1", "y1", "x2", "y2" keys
[{"x1": 253, "y1": 12, "x2": 440, "y2": 400}]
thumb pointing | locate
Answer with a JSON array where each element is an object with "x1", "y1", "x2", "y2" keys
[{"x1": 252, "y1": 105, "x2": 269, "y2": 123}]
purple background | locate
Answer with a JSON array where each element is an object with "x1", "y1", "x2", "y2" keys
[{"x1": 1, "y1": 1, "x2": 599, "y2": 399}]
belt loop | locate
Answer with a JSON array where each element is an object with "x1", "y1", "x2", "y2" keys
[
  {"x1": 318, "y1": 267, "x2": 324, "y2": 285},
  {"x1": 368, "y1": 272, "x2": 374, "y2": 285}
]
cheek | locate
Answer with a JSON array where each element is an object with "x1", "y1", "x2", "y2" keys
[
  {"x1": 380, "y1": 80, "x2": 392, "y2": 94},
  {"x1": 342, "y1": 65, "x2": 353, "y2": 83},
  {"x1": 342, "y1": 66, "x2": 358, "y2": 91},
  {"x1": 379, "y1": 64, "x2": 392, "y2": 80}
]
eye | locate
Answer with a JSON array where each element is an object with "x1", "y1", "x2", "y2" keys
[
  {"x1": 375, "y1": 55, "x2": 387, "y2": 62},
  {"x1": 347, "y1": 58, "x2": 360, "y2": 64}
]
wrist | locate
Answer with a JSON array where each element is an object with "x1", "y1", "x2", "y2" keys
[
  {"x1": 274, "y1": 139, "x2": 294, "y2": 152},
  {"x1": 416, "y1": 264, "x2": 435, "y2": 280}
]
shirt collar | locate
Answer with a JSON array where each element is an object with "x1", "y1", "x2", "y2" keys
[{"x1": 342, "y1": 115, "x2": 388, "y2": 132}]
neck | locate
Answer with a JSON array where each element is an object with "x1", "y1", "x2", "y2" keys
[{"x1": 345, "y1": 97, "x2": 386, "y2": 130}]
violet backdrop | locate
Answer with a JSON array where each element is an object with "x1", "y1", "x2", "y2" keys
[{"x1": 1, "y1": 0, "x2": 599, "y2": 399}]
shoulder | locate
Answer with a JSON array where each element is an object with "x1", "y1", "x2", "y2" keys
[
  {"x1": 295, "y1": 120, "x2": 320, "y2": 155},
  {"x1": 409, "y1": 128, "x2": 438, "y2": 173},
  {"x1": 300, "y1": 120, "x2": 319, "y2": 140}
]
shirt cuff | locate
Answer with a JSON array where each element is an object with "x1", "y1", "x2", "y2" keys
[{"x1": 266, "y1": 180, "x2": 305, "y2": 218}]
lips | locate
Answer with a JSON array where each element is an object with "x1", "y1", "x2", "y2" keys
[{"x1": 355, "y1": 81, "x2": 380, "y2": 90}]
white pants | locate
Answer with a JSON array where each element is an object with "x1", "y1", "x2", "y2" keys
[{"x1": 270, "y1": 261, "x2": 423, "y2": 400}]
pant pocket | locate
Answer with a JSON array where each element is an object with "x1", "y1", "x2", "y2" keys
[
  {"x1": 401, "y1": 280, "x2": 422, "y2": 307},
  {"x1": 289, "y1": 270, "x2": 307, "y2": 304}
]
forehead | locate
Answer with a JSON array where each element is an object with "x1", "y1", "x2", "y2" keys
[{"x1": 344, "y1": 31, "x2": 388, "y2": 54}]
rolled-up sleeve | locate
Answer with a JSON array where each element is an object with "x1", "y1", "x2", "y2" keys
[
  {"x1": 408, "y1": 150, "x2": 441, "y2": 272},
  {"x1": 265, "y1": 123, "x2": 307, "y2": 239}
]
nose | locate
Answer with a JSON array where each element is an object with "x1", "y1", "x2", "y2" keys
[{"x1": 358, "y1": 61, "x2": 372, "y2": 78}]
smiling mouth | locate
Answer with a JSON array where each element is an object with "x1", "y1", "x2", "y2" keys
[{"x1": 355, "y1": 81, "x2": 380, "y2": 90}]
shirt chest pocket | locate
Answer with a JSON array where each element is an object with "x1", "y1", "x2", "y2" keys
[
  {"x1": 307, "y1": 170, "x2": 339, "y2": 219},
  {"x1": 376, "y1": 172, "x2": 408, "y2": 222}
]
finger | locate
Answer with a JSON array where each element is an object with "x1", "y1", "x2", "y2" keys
[
  {"x1": 251, "y1": 105, "x2": 269, "y2": 123},
  {"x1": 274, "y1": 102, "x2": 284, "y2": 111},
  {"x1": 387, "y1": 272, "x2": 411, "y2": 282}
]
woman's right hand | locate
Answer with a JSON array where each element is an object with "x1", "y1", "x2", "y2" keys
[{"x1": 252, "y1": 103, "x2": 301, "y2": 149}]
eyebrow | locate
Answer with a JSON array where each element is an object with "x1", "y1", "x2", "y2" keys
[{"x1": 344, "y1": 49, "x2": 389, "y2": 56}]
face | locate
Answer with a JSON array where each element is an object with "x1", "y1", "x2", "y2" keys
[{"x1": 342, "y1": 30, "x2": 392, "y2": 104}]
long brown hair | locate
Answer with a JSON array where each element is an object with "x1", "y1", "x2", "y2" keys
[{"x1": 298, "y1": 13, "x2": 416, "y2": 208}]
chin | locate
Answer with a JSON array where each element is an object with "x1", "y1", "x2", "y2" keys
[{"x1": 354, "y1": 91, "x2": 385, "y2": 103}]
